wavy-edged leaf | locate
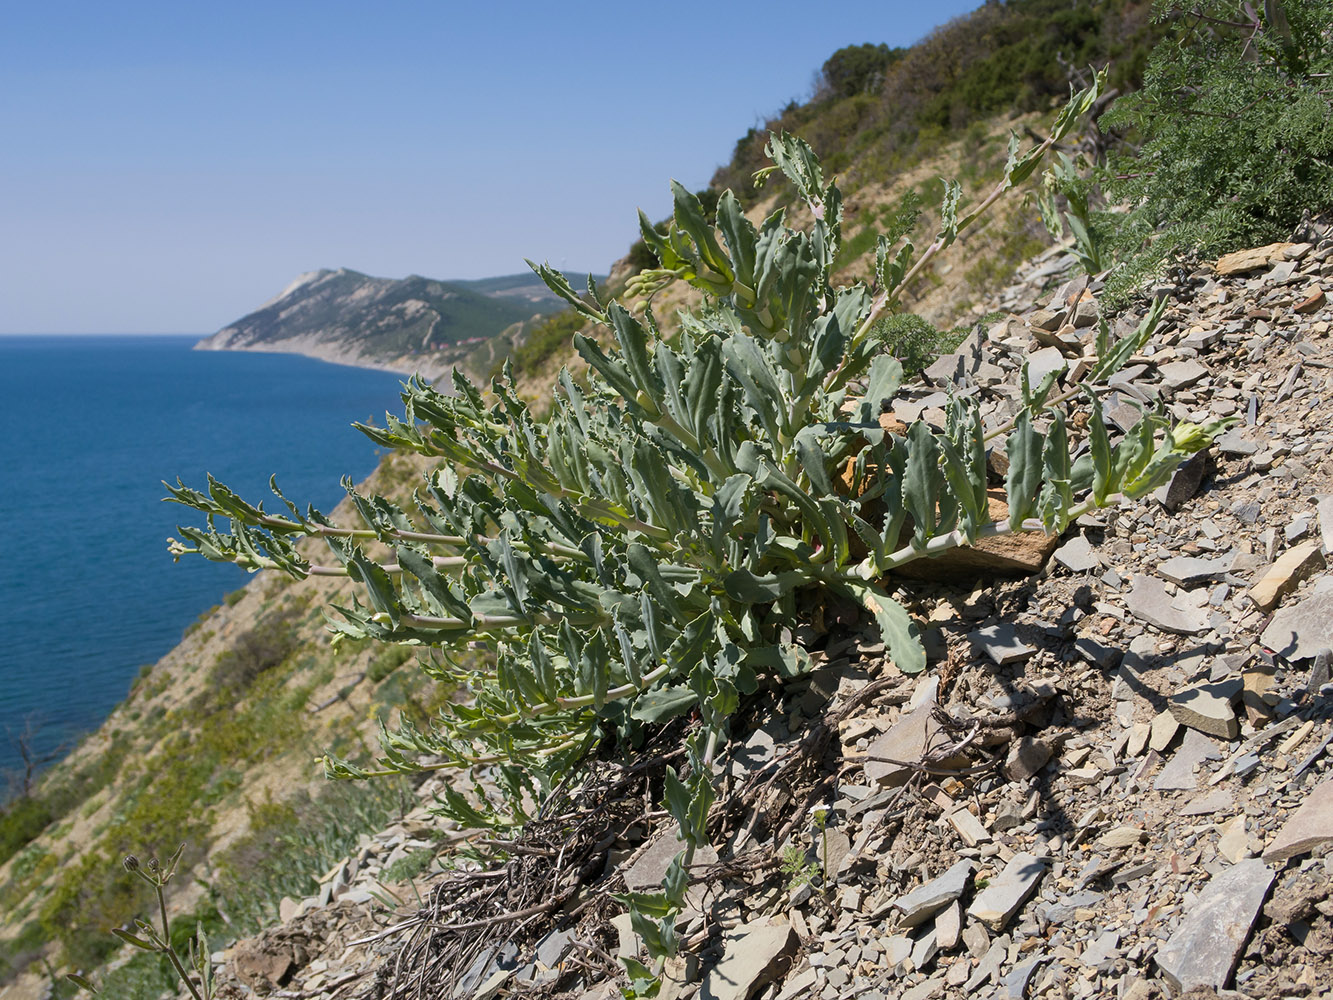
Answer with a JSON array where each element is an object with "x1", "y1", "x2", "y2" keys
[
  {"x1": 1005, "y1": 410, "x2": 1043, "y2": 529},
  {"x1": 846, "y1": 582, "x2": 925, "y2": 675}
]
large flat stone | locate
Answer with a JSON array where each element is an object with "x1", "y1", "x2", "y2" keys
[
  {"x1": 1027, "y1": 346, "x2": 1068, "y2": 384},
  {"x1": 864, "y1": 697, "x2": 948, "y2": 787},
  {"x1": 891, "y1": 491, "x2": 1058, "y2": 582},
  {"x1": 1260, "y1": 589, "x2": 1333, "y2": 661},
  {"x1": 1158, "y1": 359, "x2": 1208, "y2": 391},
  {"x1": 966, "y1": 852, "x2": 1046, "y2": 931},
  {"x1": 970, "y1": 623, "x2": 1036, "y2": 665},
  {"x1": 1248, "y1": 541, "x2": 1324, "y2": 612},
  {"x1": 623, "y1": 824, "x2": 718, "y2": 889},
  {"x1": 1214, "y1": 242, "x2": 1294, "y2": 275},
  {"x1": 1263, "y1": 777, "x2": 1333, "y2": 862},
  {"x1": 890, "y1": 864, "x2": 975, "y2": 933},
  {"x1": 1169, "y1": 678, "x2": 1242, "y2": 739},
  {"x1": 701, "y1": 919, "x2": 796, "y2": 1000},
  {"x1": 1125, "y1": 575, "x2": 1210, "y2": 634},
  {"x1": 1154, "y1": 729, "x2": 1223, "y2": 791},
  {"x1": 1054, "y1": 535, "x2": 1100, "y2": 573},
  {"x1": 1155, "y1": 860, "x2": 1274, "y2": 991},
  {"x1": 1158, "y1": 553, "x2": 1233, "y2": 586}
]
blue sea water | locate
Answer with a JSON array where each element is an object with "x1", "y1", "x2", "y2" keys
[{"x1": 0, "y1": 336, "x2": 409, "y2": 780}]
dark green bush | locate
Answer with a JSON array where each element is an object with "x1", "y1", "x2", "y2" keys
[
  {"x1": 868, "y1": 313, "x2": 969, "y2": 378},
  {"x1": 367, "y1": 644, "x2": 414, "y2": 683},
  {"x1": 1098, "y1": 0, "x2": 1333, "y2": 304},
  {"x1": 209, "y1": 614, "x2": 298, "y2": 700},
  {"x1": 821, "y1": 43, "x2": 905, "y2": 98},
  {"x1": 0, "y1": 796, "x2": 53, "y2": 869}
]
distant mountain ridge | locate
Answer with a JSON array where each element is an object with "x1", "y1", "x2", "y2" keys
[{"x1": 195, "y1": 267, "x2": 587, "y2": 378}]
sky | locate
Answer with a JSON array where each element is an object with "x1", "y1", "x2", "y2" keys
[{"x1": 1, "y1": 1, "x2": 982, "y2": 334}]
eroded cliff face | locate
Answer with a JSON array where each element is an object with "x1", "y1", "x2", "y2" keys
[{"x1": 195, "y1": 268, "x2": 553, "y2": 379}]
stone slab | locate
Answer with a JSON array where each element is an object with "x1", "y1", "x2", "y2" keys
[
  {"x1": 892, "y1": 859, "x2": 975, "y2": 928},
  {"x1": 1154, "y1": 729, "x2": 1223, "y2": 791},
  {"x1": 1054, "y1": 535, "x2": 1099, "y2": 573},
  {"x1": 1125, "y1": 575, "x2": 1210, "y2": 634},
  {"x1": 1263, "y1": 777, "x2": 1333, "y2": 862},
  {"x1": 624, "y1": 824, "x2": 718, "y2": 889},
  {"x1": 1154, "y1": 859, "x2": 1274, "y2": 991},
  {"x1": 1214, "y1": 242, "x2": 1293, "y2": 275},
  {"x1": 864, "y1": 697, "x2": 948, "y2": 787},
  {"x1": 891, "y1": 490, "x2": 1059, "y2": 582},
  {"x1": 1248, "y1": 541, "x2": 1324, "y2": 612},
  {"x1": 1158, "y1": 554, "x2": 1233, "y2": 586},
  {"x1": 1169, "y1": 678, "x2": 1242, "y2": 739},
  {"x1": 970, "y1": 623, "x2": 1036, "y2": 665},
  {"x1": 1261, "y1": 589, "x2": 1333, "y2": 662},
  {"x1": 967, "y1": 852, "x2": 1046, "y2": 931},
  {"x1": 701, "y1": 920, "x2": 796, "y2": 1000}
]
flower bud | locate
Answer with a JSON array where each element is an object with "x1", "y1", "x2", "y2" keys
[{"x1": 122, "y1": 855, "x2": 140, "y2": 873}]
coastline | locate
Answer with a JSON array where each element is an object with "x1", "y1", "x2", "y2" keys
[{"x1": 192, "y1": 335, "x2": 456, "y2": 383}]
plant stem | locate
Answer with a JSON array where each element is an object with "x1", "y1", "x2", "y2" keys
[{"x1": 156, "y1": 883, "x2": 204, "y2": 1000}]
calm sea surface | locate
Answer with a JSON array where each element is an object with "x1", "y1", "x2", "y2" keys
[{"x1": 0, "y1": 336, "x2": 408, "y2": 779}]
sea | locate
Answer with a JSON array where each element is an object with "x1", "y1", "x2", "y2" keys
[{"x1": 0, "y1": 335, "x2": 411, "y2": 783}]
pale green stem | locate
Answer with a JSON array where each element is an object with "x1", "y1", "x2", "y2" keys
[
  {"x1": 341, "y1": 733, "x2": 585, "y2": 778},
  {"x1": 489, "y1": 663, "x2": 672, "y2": 726},
  {"x1": 155, "y1": 883, "x2": 204, "y2": 1000},
  {"x1": 858, "y1": 496, "x2": 1102, "y2": 576}
]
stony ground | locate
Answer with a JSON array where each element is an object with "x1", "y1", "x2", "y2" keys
[{"x1": 200, "y1": 226, "x2": 1333, "y2": 1000}]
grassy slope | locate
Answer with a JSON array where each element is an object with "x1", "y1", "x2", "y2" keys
[{"x1": 0, "y1": 452, "x2": 443, "y2": 994}]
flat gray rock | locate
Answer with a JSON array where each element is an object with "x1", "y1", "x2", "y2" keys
[
  {"x1": 1040, "y1": 890, "x2": 1103, "y2": 924},
  {"x1": 1154, "y1": 729, "x2": 1223, "y2": 791},
  {"x1": 1000, "y1": 955, "x2": 1043, "y2": 999},
  {"x1": 1125, "y1": 575, "x2": 1210, "y2": 634},
  {"x1": 1263, "y1": 777, "x2": 1333, "y2": 861},
  {"x1": 1180, "y1": 789, "x2": 1234, "y2": 816},
  {"x1": 892, "y1": 859, "x2": 975, "y2": 928},
  {"x1": 1158, "y1": 359, "x2": 1208, "y2": 390},
  {"x1": 701, "y1": 920, "x2": 796, "y2": 1000},
  {"x1": 1027, "y1": 346, "x2": 1068, "y2": 384},
  {"x1": 1054, "y1": 535, "x2": 1099, "y2": 573},
  {"x1": 970, "y1": 623, "x2": 1036, "y2": 665},
  {"x1": 1155, "y1": 860, "x2": 1274, "y2": 991},
  {"x1": 1217, "y1": 430, "x2": 1260, "y2": 456},
  {"x1": 1169, "y1": 678, "x2": 1241, "y2": 739},
  {"x1": 864, "y1": 696, "x2": 949, "y2": 787},
  {"x1": 967, "y1": 853, "x2": 1046, "y2": 931},
  {"x1": 1158, "y1": 553, "x2": 1233, "y2": 585},
  {"x1": 1260, "y1": 589, "x2": 1333, "y2": 661},
  {"x1": 1319, "y1": 495, "x2": 1333, "y2": 551},
  {"x1": 623, "y1": 824, "x2": 718, "y2": 889},
  {"x1": 1074, "y1": 637, "x2": 1121, "y2": 670}
]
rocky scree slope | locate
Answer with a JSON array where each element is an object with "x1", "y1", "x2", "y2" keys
[
  {"x1": 195, "y1": 227, "x2": 1333, "y2": 1000},
  {"x1": 195, "y1": 269, "x2": 560, "y2": 379}
]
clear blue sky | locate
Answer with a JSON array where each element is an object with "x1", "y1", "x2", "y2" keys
[{"x1": 1, "y1": 1, "x2": 981, "y2": 334}]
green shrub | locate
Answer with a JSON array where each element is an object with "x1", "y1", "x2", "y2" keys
[
  {"x1": 0, "y1": 796, "x2": 53, "y2": 869},
  {"x1": 208, "y1": 612, "x2": 299, "y2": 701},
  {"x1": 820, "y1": 43, "x2": 905, "y2": 98},
  {"x1": 507, "y1": 309, "x2": 589, "y2": 377},
  {"x1": 1098, "y1": 0, "x2": 1333, "y2": 304},
  {"x1": 382, "y1": 847, "x2": 435, "y2": 884},
  {"x1": 367, "y1": 644, "x2": 414, "y2": 683},
  {"x1": 868, "y1": 313, "x2": 968, "y2": 378},
  {"x1": 212, "y1": 780, "x2": 410, "y2": 931}
]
